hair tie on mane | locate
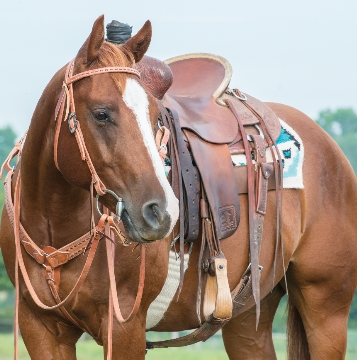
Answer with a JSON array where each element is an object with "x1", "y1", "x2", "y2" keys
[{"x1": 106, "y1": 20, "x2": 132, "y2": 44}]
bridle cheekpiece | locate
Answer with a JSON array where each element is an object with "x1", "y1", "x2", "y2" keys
[{"x1": 54, "y1": 58, "x2": 140, "y2": 218}]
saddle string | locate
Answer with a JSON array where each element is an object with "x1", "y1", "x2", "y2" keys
[
  {"x1": 225, "y1": 99, "x2": 262, "y2": 328},
  {"x1": 198, "y1": 187, "x2": 225, "y2": 323},
  {"x1": 196, "y1": 218, "x2": 207, "y2": 326},
  {"x1": 235, "y1": 93, "x2": 285, "y2": 292}
]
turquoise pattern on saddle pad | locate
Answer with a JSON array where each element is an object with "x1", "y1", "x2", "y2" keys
[{"x1": 231, "y1": 119, "x2": 304, "y2": 189}]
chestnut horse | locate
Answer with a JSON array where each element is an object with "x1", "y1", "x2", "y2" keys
[
  {"x1": 1, "y1": 15, "x2": 357, "y2": 360},
  {"x1": 0, "y1": 15, "x2": 180, "y2": 359}
]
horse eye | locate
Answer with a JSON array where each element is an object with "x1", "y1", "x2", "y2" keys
[{"x1": 93, "y1": 109, "x2": 110, "y2": 122}]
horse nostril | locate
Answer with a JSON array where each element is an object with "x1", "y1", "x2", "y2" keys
[{"x1": 142, "y1": 203, "x2": 164, "y2": 229}]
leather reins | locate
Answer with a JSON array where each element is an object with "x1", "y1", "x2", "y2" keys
[{"x1": 2, "y1": 58, "x2": 149, "y2": 360}]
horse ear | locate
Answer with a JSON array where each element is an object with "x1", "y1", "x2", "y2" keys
[
  {"x1": 123, "y1": 20, "x2": 152, "y2": 63},
  {"x1": 86, "y1": 15, "x2": 105, "y2": 64}
]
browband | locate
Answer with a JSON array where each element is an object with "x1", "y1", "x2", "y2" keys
[{"x1": 67, "y1": 66, "x2": 141, "y2": 84}]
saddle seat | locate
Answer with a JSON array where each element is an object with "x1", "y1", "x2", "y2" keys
[{"x1": 162, "y1": 53, "x2": 281, "y2": 146}]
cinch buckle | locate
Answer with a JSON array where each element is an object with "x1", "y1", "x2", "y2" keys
[{"x1": 242, "y1": 263, "x2": 263, "y2": 278}]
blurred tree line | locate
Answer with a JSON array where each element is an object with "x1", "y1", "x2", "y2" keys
[
  {"x1": 0, "y1": 126, "x2": 16, "y2": 292},
  {"x1": 0, "y1": 108, "x2": 356, "y2": 329},
  {"x1": 315, "y1": 108, "x2": 357, "y2": 173}
]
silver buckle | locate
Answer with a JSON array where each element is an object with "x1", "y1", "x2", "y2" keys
[
  {"x1": 68, "y1": 112, "x2": 78, "y2": 134},
  {"x1": 233, "y1": 90, "x2": 247, "y2": 101},
  {"x1": 242, "y1": 263, "x2": 263, "y2": 277}
]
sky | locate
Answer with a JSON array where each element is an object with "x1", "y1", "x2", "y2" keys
[{"x1": 0, "y1": 0, "x2": 356, "y2": 136}]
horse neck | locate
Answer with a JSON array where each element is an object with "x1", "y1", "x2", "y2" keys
[{"x1": 19, "y1": 69, "x2": 91, "y2": 249}]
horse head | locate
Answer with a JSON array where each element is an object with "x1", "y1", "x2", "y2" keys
[{"x1": 54, "y1": 16, "x2": 179, "y2": 242}]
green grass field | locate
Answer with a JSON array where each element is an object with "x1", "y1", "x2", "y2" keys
[{"x1": 0, "y1": 330, "x2": 356, "y2": 359}]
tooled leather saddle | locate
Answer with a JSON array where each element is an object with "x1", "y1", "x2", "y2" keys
[
  {"x1": 138, "y1": 53, "x2": 284, "y2": 348},
  {"x1": 138, "y1": 53, "x2": 280, "y2": 242}
]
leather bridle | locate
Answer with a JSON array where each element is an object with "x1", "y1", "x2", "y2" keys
[
  {"x1": 54, "y1": 58, "x2": 140, "y2": 209},
  {"x1": 2, "y1": 58, "x2": 149, "y2": 360}
]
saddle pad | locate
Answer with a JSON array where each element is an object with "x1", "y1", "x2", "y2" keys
[{"x1": 231, "y1": 119, "x2": 304, "y2": 189}]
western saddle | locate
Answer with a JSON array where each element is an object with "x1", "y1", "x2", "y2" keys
[{"x1": 137, "y1": 53, "x2": 283, "y2": 348}]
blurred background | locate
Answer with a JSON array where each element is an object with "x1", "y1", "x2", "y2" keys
[{"x1": 0, "y1": 0, "x2": 356, "y2": 358}]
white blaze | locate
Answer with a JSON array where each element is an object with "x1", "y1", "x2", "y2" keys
[{"x1": 122, "y1": 78, "x2": 179, "y2": 237}]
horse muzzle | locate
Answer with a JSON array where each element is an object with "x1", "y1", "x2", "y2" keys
[{"x1": 121, "y1": 202, "x2": 174, "y2": 243}]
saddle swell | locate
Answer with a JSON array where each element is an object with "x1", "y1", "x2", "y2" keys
[{"x1": 135, "y1": 55, "x2": 173, "y2": 100}]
